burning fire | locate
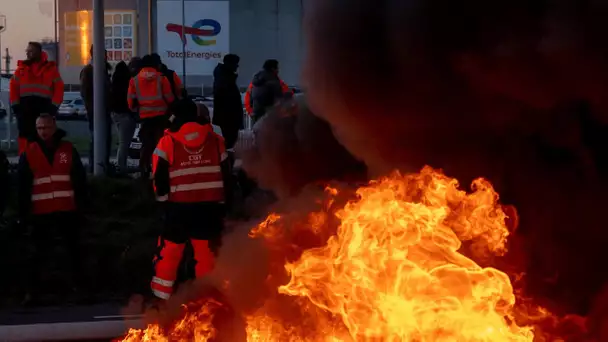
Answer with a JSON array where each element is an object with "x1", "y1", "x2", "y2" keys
[{"x1": 122, "y1": 166, "x2": 540, "y2": 341}]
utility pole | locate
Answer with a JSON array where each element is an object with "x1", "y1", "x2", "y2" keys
[
  {"x1": 4, "y1": 48, "x2": 11, "y2": 74},
  {"x1": 93, "y1": 0, "x2": 107, "y2": 175},
  {"x1": 0, "y1": 15, "x2": 10, "y2": 151},
  {"x1": 0, "y1": 15, "x2": 5, "y2": 74},
  {"x1": 181, "y1": 0, "x2": 186, "y2": 88},
  {"x1": 54, "y1": 0, "x2": 59, "y2": 62}
]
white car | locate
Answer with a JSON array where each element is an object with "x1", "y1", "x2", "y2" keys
[{"x1": 58, "y1": 98, "x2": 87, "y2": 120}]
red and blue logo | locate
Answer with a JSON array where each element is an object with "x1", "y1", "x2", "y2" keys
[{"x1": 166, "y1": 19, "x2": 222, "y2": 46}]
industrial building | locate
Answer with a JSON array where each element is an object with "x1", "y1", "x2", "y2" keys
[{"x1": 57, "y1": 0, "x2": 305, "y2": 88}]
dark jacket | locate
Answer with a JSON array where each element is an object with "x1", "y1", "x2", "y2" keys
[
  {"x1": 160, "y1": 64, "x2": 182, "y2": 99},
  {"x1": 17, "y1": 129, "x2": 87, "y2": 220},
  {"x1": 212, "y1": 63, "x2": 244, "y2": 128},
  {"x1": 251, "y1": 69, "x2": 284, "y2": 120},
  {"x1": 80, "y1": 62, "x2": 112, "y2": 112},
  {"x1": 110, "y1": 70, "x2": 132, "y2": 114}
]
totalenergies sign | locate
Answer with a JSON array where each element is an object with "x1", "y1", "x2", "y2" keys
[
  {"x1": 156, "y1": 1, "x2": 229, "y2": 75},
  {"x1": 165, "y1": 19, "x2": 222, "y2": 46}
]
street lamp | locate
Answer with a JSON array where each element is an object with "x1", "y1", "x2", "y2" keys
[
  {"x1": 0, "y1": 14, "x2": 9, "y2": 150},
  {"x1": 0, "y1": 15, "x2": 6, "y2": 74}
]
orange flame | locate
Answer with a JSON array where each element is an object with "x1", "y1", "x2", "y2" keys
[{"x1": 122, "y1": 166, "x2": 540, "y2": 341}]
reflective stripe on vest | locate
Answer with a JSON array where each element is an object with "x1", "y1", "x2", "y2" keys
[
  {"x1": 32, "y1": 190, "x2": 74, "y2": 201},
  {"x1": 170, "y1": 181, "x2": 223, "y2": 193},
  {"x1": 166, "y1": 132, "x2": 224, "y2": 203},
  {"x1": 19, "y1": 83, "x2": 52, "y2": 99},
  {"x1": 33, "y1": 174, "x2": 71, "y2": 185},
  {"x1": 169, "y1": 165, "x2": 221, "y2": 178},
  {"x1": 133, "y1": 76, "x2": 168, "y2": 117},
  {"x1": 133, "y1": 76, "x2": 164, "y2": 101}
]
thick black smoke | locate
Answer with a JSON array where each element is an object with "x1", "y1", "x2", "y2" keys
[
  {"x1": 299, "y1": 0, "x2": 608, "y2": 327},
  {"x1": 241, "y1": 96, "x2": 367, "y2": 199}
]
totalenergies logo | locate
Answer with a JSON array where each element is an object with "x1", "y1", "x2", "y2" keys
[{"x1": 166, "y1": 19, "x2": 221, "y2": 46}]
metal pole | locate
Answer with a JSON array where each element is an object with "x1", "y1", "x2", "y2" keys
[
  {"x1": 93, "y1": 0, "x2": 107, "y2": 175},
  {"x1": 181, "y1": 0, "x2": 186, "y2": 88},
  {"x1": 0, "y1": 15, "x2": 8, "y2": 150},
  {"x1": 54, "y1": 0, "x2": 59, "y2": 62}
]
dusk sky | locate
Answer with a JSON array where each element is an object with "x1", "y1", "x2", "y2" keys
[{"x1": 0, "y1": 0, "x2": 54, "y2": 71}]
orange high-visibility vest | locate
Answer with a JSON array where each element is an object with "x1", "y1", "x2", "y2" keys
[
  {"x1": 26, "y1": 141, "x2": 76, "y2": 215},
  {"x1": 128, "y1": 68, "x2": 174, "y2": 119},
  {"x1": 154, "y1": 125, "x2": 225, "y2": 203},
  {"x1": 10, "y1": 57, "x2": 64, "y2": 107}
]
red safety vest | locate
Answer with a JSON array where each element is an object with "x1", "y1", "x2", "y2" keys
[
  {"x1": 26, "y1": 141, "x2": 76, "y2": 215},
  {"x1": 166, "y1": 133, "x2": 224, "y2": 203}
]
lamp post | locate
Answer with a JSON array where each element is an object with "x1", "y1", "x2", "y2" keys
[
  {"x1": 181, "y1": 0, "x2": 186, "y2": 88},
  {"x1": 93, "y1": 0, "x2": 107, "y2": 175},
  {"x1": 54, "y1": 0, "x2": 59, "y2": 62},
  {"x1": 0, "y1": 15, "x2": 6, "y2": 74},
  {"x1": 0, "y1": 15, "x2": 9, "y2": 151}
]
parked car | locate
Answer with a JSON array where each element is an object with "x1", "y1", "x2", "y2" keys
[
  {"x1": 0, "y1": 100, "x2": 6, "y2": 120},
  {"x1": 58, "y1": 98, "x2": 87, "y2": 120}
]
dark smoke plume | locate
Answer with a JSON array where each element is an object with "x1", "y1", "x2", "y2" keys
[
  {"x1": 301, "y1": 0, "x2": 608, "y2": 331},
  {"x1": 241, "y1": 96, "x2": 367, "y2": 199}
]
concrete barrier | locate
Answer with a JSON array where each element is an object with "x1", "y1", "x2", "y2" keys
[{"x1": 0, "y1": 318, "x2": 144, "y2": 341}]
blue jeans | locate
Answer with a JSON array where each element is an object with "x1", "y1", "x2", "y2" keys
[{"x1": 112, "y1": 112, "x2": 136, "y2": 173}]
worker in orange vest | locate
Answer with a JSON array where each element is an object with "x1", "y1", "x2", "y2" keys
[
  {"x1": 17, "y1": 114, "x2": 87, "y2": 304},
  {"x1": 128, "y1": 54, "x2": 175, "y2": 178},
  {"x1": 150, "y1": 99, "x2": 231, "y2": 300},
  {"x1": 10, "y1": 42, "x2": 64, "y2": 155}
]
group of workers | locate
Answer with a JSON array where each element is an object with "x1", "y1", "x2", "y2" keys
[{"x1": 5, "y1": 41, "x2": 293, "y2": 303}]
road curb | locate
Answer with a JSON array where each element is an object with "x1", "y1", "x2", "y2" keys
[
  {"x1": 0, "y1": 317, "x2": 144, "y2": 341},
  {"x1": 5, "y1": 156, "x2": 243, "y2": 168}
]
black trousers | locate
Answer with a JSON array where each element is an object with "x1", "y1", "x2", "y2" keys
[
  {"x1": 158, "y1": 202, "x2": 225, "y2": 281},
  {"x1": 17, "y1": 110, "x2": 39, "y2": 141},
  {"x1": 218, "y1": 124, "x2": 239, "y2": 150},
  {"x1": 28, "y1": 211, "x2": 82, "y2": 294},
  {"x1": 161, "y1": 202, "x2": 225, "y2": 244},
  {"x1": 139, "y1": 116, "x2": 168, "y2": 175}
]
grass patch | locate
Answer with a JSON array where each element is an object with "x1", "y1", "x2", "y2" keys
[{"x1": 0, "y1": 176, "x2": 161, "y2": 307}]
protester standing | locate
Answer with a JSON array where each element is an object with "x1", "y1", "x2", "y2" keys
[
  {"x1": 212, "y1": 54, "x2": 243, "y2": 165},
  {"x1": 110, "y1": 61, "x2": 137, "y2": 175},
  {"x1": 127, "y1": 55, "x2": 175, "y2": 179},
  {"x1": 244, "y1": 59, "x2": 292, "y2": 124},
  {"x1": 10, "y1": 42, "x2": 64, "y2": 155},
  {"x1": 17, "y1": 114, "x2": 87, "y2": 304},
  {"x1": 150, "y1": 99, "x2": 230, "y2": 300}
]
